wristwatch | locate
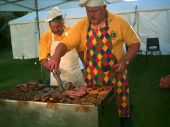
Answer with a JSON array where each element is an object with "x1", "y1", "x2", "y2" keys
[
  {"x1": 125, "y1": 59, "x2": 130, "y2": 65},
  {"x1": 123, "y1": 58, "x2": 130, "y2": 65}
]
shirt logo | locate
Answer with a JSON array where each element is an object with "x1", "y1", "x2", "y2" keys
[{"x1": 110, "y1": 31, "x2": 116, "y2": 39}]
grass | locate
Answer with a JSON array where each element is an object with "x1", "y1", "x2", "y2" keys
[
  {"x1": 0, "y1": 50, "x2": 41, "y2": 90},
  {"x1": 128, "y1": 55, "x2": 170, "y2": 127},
  {"x1": 0, "y1": 51, "x2": 170, "y2": 127}
]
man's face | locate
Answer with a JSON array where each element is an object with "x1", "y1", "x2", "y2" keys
[
  {"x1": 86, "y1": 5, "x2": 107, "y2": 25},
  {"x1": 49, "y1": 21, "x2": 64, "y2": 36}
]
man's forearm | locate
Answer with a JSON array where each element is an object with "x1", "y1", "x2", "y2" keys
[
  {"x1": 48, "y1": 43, "x2": 68, "y2": 72},
  {"x1": 124, "y1": 43, "x2": 140, "y2": 62},
  {"x1": 52, "y1": 43, "x2": 68, "y2": 59},
  {"x1": 115, "y1": 43, "x2": 140, "y2": 72}
]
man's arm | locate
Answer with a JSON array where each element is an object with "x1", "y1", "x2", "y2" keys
[
  {"x1": 48, "y1": 43, "x2": 68, "y2": 73},
  {"x1": 124, "y1": 43, "x2": 140, "y2": 63},
  {"x1": 115, "y1": 43, "x2": 140, "y2": 72}
]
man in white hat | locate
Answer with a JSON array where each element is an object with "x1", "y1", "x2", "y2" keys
[
  {"x1": 39, "y1": 6, "x2": 84, "y2": 86},
  {"x1": 48, "y1": 1, "x2": 140, "y2": 126}
]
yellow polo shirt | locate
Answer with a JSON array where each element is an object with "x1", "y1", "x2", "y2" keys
[
  {"x1": 39, "y1": 26, "x2": 71, "y2": 61},
  {"x1": 62, "y1": 11, "x2": 140, "y2": 61}
]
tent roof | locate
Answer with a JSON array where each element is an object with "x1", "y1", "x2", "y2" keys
[
  {"x1": 0, "y1": 0, "x2": 79, "y2": 11},
  {"x1": 107, "y1": 0, "x2": 170, "y2": 14},
  {"x1": 9, "y1": 0, "x2": 170, "y2": 25},
  {"x1": 1, "y1": 0, "x2": 170, "y2": 12},
  {"x1": 8, "y1": 7, "x2": 86, "y2": 25},
  {"x1": 0, "y1": 0, "x2": 123, "y2": 12}
]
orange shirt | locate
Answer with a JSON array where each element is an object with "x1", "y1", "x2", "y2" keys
[
  {"x1": 39, "y1": 26, "x2": 71, "y2": 61},
  {"x1": 62, "y1": 11, "x2": 140, "y2": 61}
]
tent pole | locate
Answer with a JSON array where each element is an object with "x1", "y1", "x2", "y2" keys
[
  {"x1": 134, "y1": 5, "x2": 139, "y2": 37},
  {"x1": 35, "y1": 0, "x2": 40, "y2": 40},
  {"x1": 35, "y1": 0, "x2": 44, "y2": 82}
]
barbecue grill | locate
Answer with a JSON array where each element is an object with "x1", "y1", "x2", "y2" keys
[{"x1": 0, "y1": 86, "x2": 120, "y2": 127}]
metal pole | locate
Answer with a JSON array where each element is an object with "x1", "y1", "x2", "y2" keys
[
  {"x1": 35, "y1": 0, "x2": 40, "y2": 40},
  {"x1": 35, "y1": 0, "x2": 44, "y2": 82},
  {"x1": 135, "y1": 5, "x2": 139, "y2": 37}
]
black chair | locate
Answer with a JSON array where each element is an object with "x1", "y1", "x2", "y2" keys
[{"x1": 146, "y1": 37, "x2": 161, "y2": 61}]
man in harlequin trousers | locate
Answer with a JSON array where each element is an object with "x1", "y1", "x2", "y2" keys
[{"x1": 48, "y1": 0, "x2": 140, "y2": 127}]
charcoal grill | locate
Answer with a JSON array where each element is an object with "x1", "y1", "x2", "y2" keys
[{"x1": 0, "y1": 87, "x2": 120, "y2": 127}]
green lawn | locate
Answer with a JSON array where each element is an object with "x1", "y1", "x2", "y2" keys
[
  {"x1": 0, "y1": 51, "x2": 41, "y2": 90},
  {"x1": 0, "y1": 51, "x2": 170, "y2": 127},
  {"x1": 128, "y1": 55, "x2": 170, "y2": 127}
]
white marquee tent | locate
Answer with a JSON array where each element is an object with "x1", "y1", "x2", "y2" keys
[{"x1": 8, "y1": 0, "x2": 170, "y2": 59}]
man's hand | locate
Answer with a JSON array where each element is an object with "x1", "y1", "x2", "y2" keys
[
  {"x1": 48, "y1": 43, "x2": 68, "y2": 73},
  {"x1": 48, "y1": 55, "x2": 60, "y2": 73},
  {"x1": 114, "y1": 58, "x2": 128, "y2": 72},
  {"x1": 115, "y1": 43, "x2": 140, "y2": 72},
  {"x1": 40, "y1": 58, "x2": 51, "y2": 70}
]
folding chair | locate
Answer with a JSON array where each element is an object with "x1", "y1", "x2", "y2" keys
[{"x1": 146, "y1": 37, "x2": 161, "y2": 62}]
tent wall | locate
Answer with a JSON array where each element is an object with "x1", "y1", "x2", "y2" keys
[
  {"x1": 138, "y1": 10, "x2": 170, "y2": 53},
  {"x1": 10, "y1": 23, "x2": 38, "y2": 59}
]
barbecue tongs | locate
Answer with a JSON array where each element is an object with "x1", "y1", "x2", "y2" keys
[{"x1": 53, "y1": 72, "x2": 71, "y2": 92}]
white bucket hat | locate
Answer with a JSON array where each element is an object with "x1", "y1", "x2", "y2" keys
[
  {"x1": 79, "y1": 0, "x2": 105, "y2": 7},
  {"x1": 45, "y1": 6, "x2": 62, "y2": 22}
]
